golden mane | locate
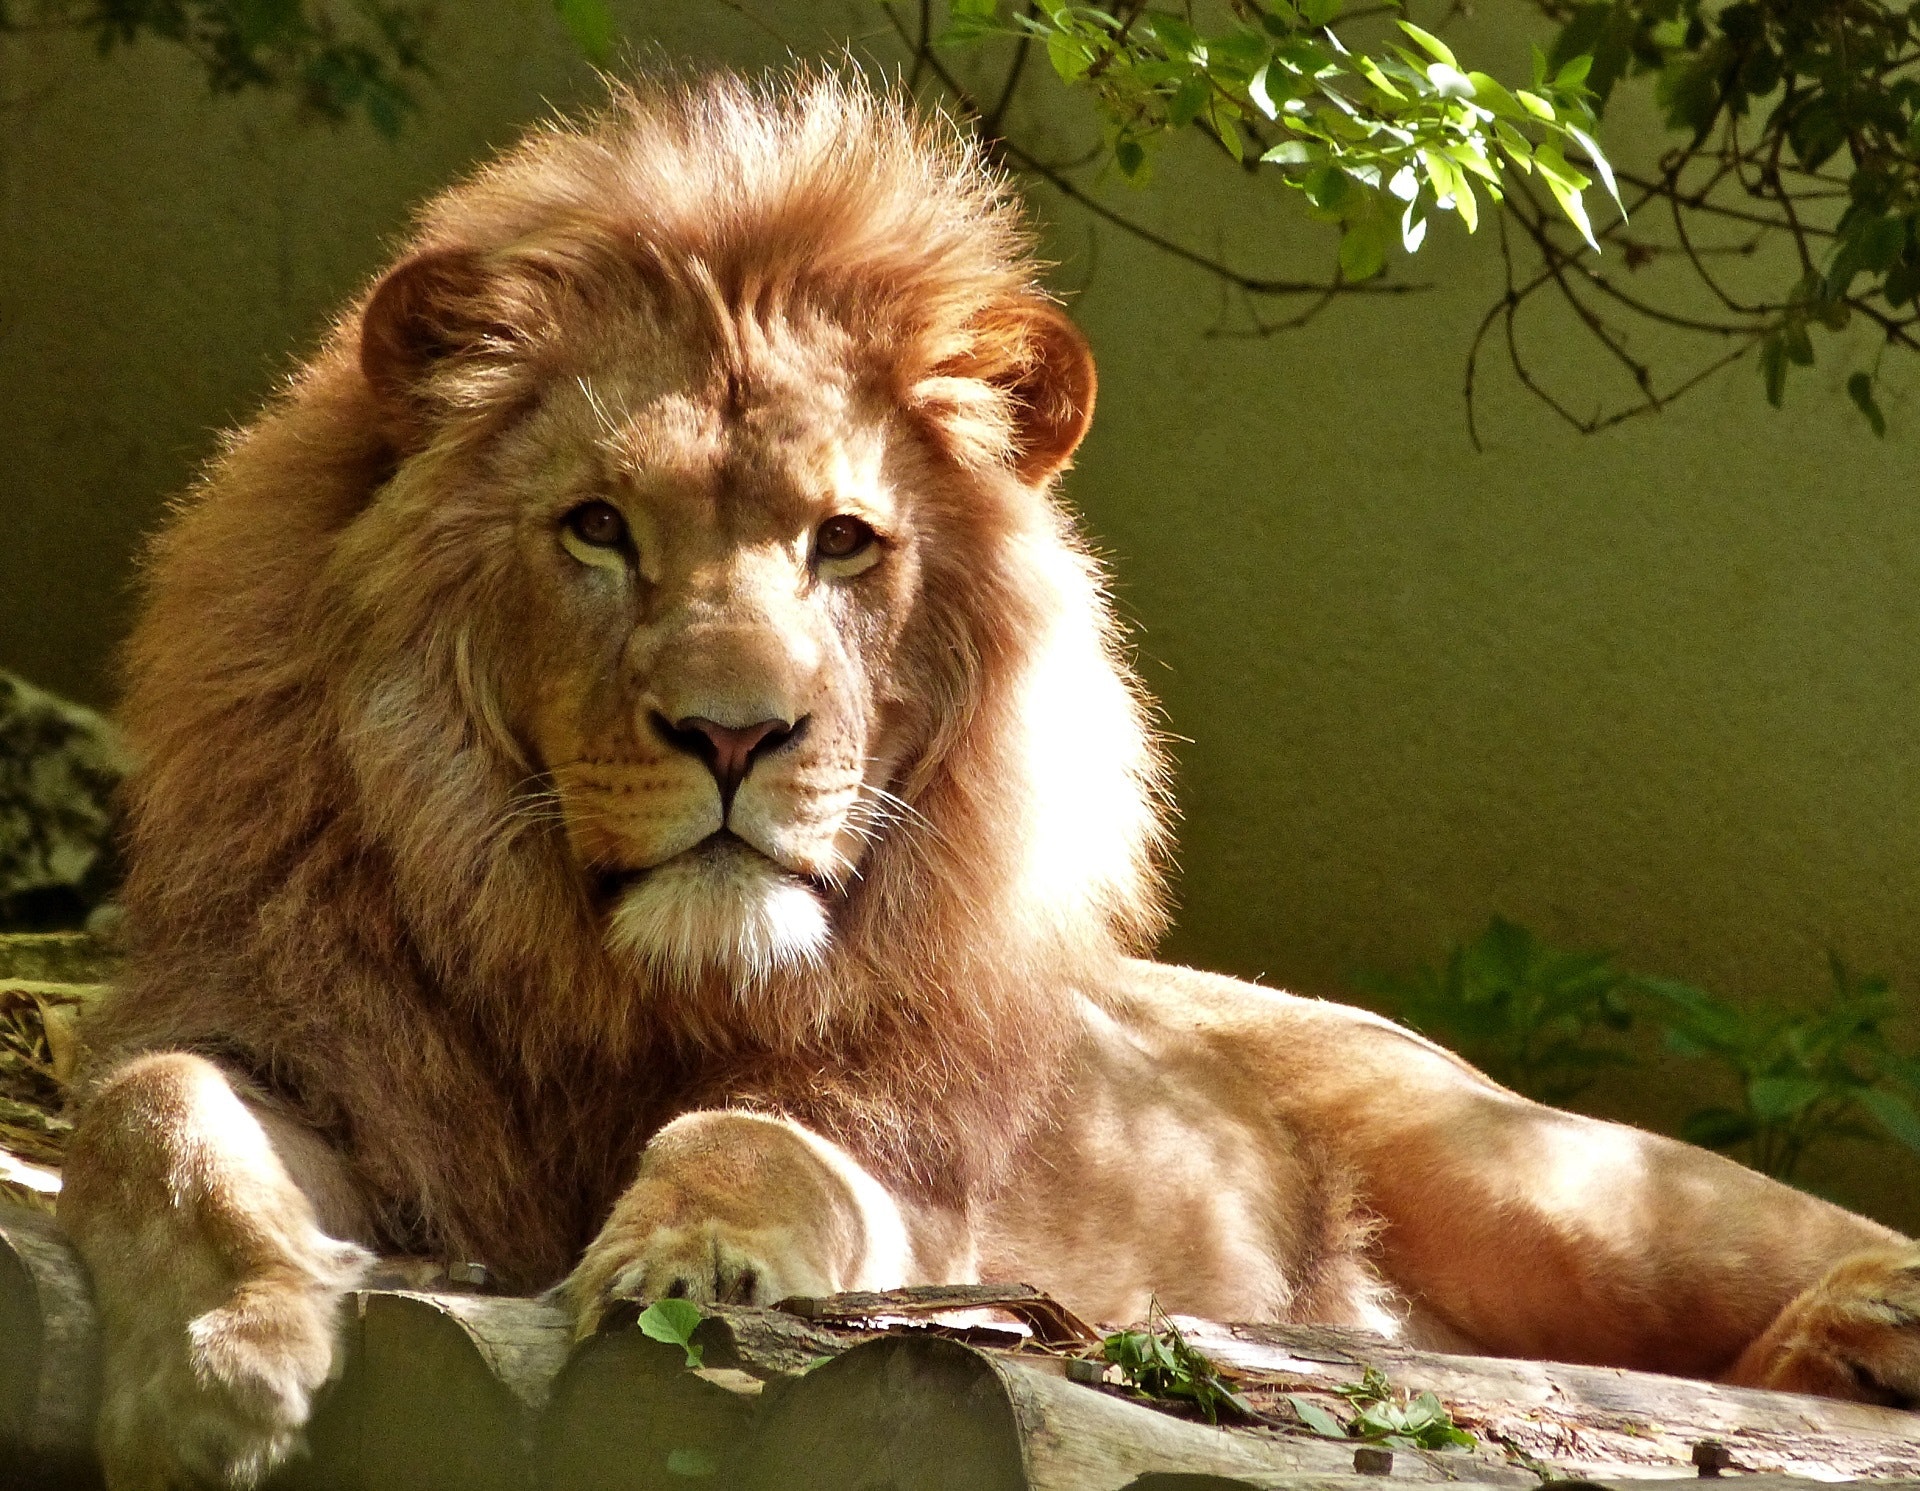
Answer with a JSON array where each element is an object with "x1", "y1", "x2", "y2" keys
[{"x1": 95, "y1": 71, "x2": 1170, "y2": 1290}]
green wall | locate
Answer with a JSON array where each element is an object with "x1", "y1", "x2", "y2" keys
[{"x1": 3, "y1": 3, "x2": 1917, "y2": 1219}]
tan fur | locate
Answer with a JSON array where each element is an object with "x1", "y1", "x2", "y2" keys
[{"x1": 60, "y1": 70, "x2": 1920, "y2": 1487}]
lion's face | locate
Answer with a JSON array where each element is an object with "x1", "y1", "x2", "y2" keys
[
  {"x1": 486, "y1": 318, "x2": 926, "y2": 988},
  {"x1": 335, "y1": 86, "x2": 1131, "y2": 1011}
]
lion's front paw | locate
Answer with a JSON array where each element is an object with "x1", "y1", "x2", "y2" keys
[
  {"x1": 1733, "y1": 1244, "x2": 1920, "y2": 1407},
  {"x1": 564, "y1": 1208, "x2": 837, "y2": 1336},
  {"x1": 561, "y1": 1109, "x2": 922, "y2": 1338},
  {"x1": 97, "y1": 1251, "x2": 369, "y2": 1491}
]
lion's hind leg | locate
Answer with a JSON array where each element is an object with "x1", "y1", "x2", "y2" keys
[
  {"x1": 1728, "y1": 1244, "x2": 1920, "y2": 1407},
  {"x1": 59, "y1": 1052, "x2": 373, "y2": 1490}
]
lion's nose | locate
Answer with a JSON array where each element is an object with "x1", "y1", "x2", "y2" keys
[{"x1": 656, "y1": 713, "x2": 799, "y2": 811}]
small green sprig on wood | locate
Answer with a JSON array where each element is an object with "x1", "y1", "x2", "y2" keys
[
  {"x1": 940, "y1": 0, "x2": 1621, "y2": 282},
  {"x1": 1287, "y1": 1365, "x2": 1477, "y2": 1449},
  {"x1": 636, "y1": 1297, "x2": 706, "y2": 1368},
  {"x1": 1101, "y1": 1301, "x2": 1258, "y2": 1424}
]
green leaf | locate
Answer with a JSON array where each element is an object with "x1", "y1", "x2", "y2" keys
[
  {"x1": 554, "y1": 0, "x2": 615, "y2": 66},
  {"x1": 1554, "y1": 52, "x2": 1593, "y2": 89},
  {"x1": 1749, "y1": 1075, "x2": 1826, "y2": 1121},
  {"x1": 1170, "y1": 74, "x2": 1211, "y2": 128},
  {"x1": 1262, "y1": 139, "x2": 1317, "y2": 166},
  {"x1": 1145, "y1": 12, "x2": 1203, "y2": 61},
  {"x1": 1451, "y1": 177, "x2": 1479, "y2": 232},
  {"x1": 1515, "y1": 89, "x2": 1555, "y2": 120},
  {"x1": 1564, "y1": 124, "x2": 1622, "y2": 218},
  {"x1": 1305, "y1": 164, "x2": 1351, "y2": 212},
  {"x1": 1288, "y1": 1396, "x2": 1352, "y2": 1438},
  {"x1": 1357, "y1": 55, "x2": 1406, "y2": 100},
  {"x1": 1857, "y1": 1086, "x2": 1920, "y2": 1149},
  {"x1": 1339, "y1": 217, "x2": 1389, "y2": 282},
  {"x1": 1115, "y1": 137, "x2": 1147, "y2": 177},
  {"x1": 1427, "y1": 62, "x2": 1476, "y2": 100},
  {"x1": 637, "y1": 1298, "x2": 706, "y2": 1367},
  {"x1": 1301, "y1": 0, "x2": 1343, "y2": 25},
  {"x1": 1397, "y1": 21, "x2": 1457, "y2": 68},
  {"x1": 1047, "y1": 28, "x2": 1093, "y2": 82},
  {"x1": 1843, "y1": 376, "x2": 1889, "y2": 439}
]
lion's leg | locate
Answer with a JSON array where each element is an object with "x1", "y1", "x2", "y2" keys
[
  {"x1": 59, "y1": 1052, "x2": 374, "y2": 1491},
  {"x1": 563, "y1": 1110, "x2": 968, "y2": 1335},
  {"x1": 1725, "y1": 1244, "x2": 1920, "y2": 1406}
]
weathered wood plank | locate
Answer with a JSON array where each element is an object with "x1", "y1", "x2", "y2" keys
[
  {"x1": 730, "y1": 1332, "x2": 1525, "y2": 1491},
  {"x1": 1179, "y1": 1320, "x2": 1920, "y2": 1482}
]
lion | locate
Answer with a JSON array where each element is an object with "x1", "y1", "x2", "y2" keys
[{"x1": 58, "y1": 70, "x2": 1920, "y2": 1489}]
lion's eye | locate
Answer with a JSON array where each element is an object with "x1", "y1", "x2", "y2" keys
[
  {"x1": 815, "y1": 515, "x2": 876, "y2": 562},
  {"x1": 565, "y1": 501, "x2": 628, "y2": 549}
]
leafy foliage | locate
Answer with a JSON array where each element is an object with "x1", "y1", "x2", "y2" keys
[
  {"x1": 1, "y1": 0, "x2": 621, "y2": 133},
  {"x1": 2, "y1": 0, "x2": 433, "y2": 133},
  {"x1": 1101, "y1": 1301, "x2": 1257, "y2": 1423},
  {"x1": 941, "y1": 1, "x2": 1618, "y2": 281},
  {"x1": 908, "y1": 0, "x2": 1920, "y2": 432},
  {"x1": 1639, "y1": 956, "x2": 1920, "y2": 1182},
  {"x1": 1287, "y1": 1366, "x2": 1477, "y2": 1449},
  {"x1": 1357, "y1": 915, "x2": 1636, "y2": 1103},
  {"x1": 1369, "y1": 926, "x2": 1920, "y2": 1190},
  {"x1": 1531, "y1": 0, "x2": 1920, "y2": 432}
]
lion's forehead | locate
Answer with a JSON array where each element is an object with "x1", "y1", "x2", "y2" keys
[{"x1": 527, "y1": 357, "x2": 900, "y2": 553}]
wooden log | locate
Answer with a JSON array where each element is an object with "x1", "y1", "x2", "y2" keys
[
  {"x1": 0, "y1": 933, "x2": 121, "y2": 985},
  {"x1": 728, "y1": 1332, "x2": 1519, "y2": 1491},
  {"x1": 274, "y1": 1291, "x2": 572, "y2": 1491},
  {"x1": 777, "y1": 1283, "x2": 1101, "y2": 1346},
  {"x1": 0, "y1": 1201, "x2": 100, "y2": 1490},
  {"x1": 1179, "y1": 1320, "x2": 1920, "y2": 1483}
]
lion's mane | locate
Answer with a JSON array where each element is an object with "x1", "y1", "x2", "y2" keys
[{"x1": 94, "y1": 72, "x2": 1170, "y2": 1289}]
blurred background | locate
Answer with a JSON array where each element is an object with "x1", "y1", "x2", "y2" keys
[{"x1": 3, "y1": 0, "x2": 1919, "y2": 1226}]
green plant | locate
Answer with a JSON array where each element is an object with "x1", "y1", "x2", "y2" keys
[
  {"x1": 636, "y1": 1296, "x2": 706, "y2": 1368},
  {"x1": 1534, "y1": 0, "x2": 1920, "y2": 430},
  {"x1": 1288, "y1": 1365, "x2": 1476, "y2": 1449},
  {"x1": 941, "y1": 0, "x2": 1619, "y2": 283},
  {"x1": 1, "y1": 0, "x2": 616, "y2": 134},
  {"x1": 1366, "y1": 922, "x2": 1920, "y2": 1194},
  {"x1": 1639, "y1": 956, "x2": 1920, "y2": 1182},
  {"x1": 1101, "y1": 1301, "x2": 1257, "y2": 1423},
  {"x1": 897, "y1": 0, "x2": 1920, "y2": 434},
  {"x1": 1357, "y1": 915, "x2": 1636, "y2": 1104}
]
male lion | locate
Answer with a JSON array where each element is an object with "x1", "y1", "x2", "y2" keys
[{"x1": 61, "y1": 70, "x2": 1920, "y2": 1489}]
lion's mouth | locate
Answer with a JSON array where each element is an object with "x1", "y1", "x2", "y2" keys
[{"x1": 592, "y1": 831, "x2": 832, "y2": 907}]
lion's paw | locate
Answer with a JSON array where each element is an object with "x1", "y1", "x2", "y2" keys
[
  {"x1": 563, "y1": 1213, "x2": 837, "y2": 1336},
  {"x1": 97, "y1": 1250, "x2": 369, "y2": 1491},
  {"x1": 1733, "y1": 1244, "x2": 1920, "y2": 1407}
]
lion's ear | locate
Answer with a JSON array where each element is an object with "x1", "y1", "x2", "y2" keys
[
  {"x1": 359, "y1": 248, "x2": 513, "y2": 447},
  {"x1": 999, "y1": 303, "x2": 1097, "y2": 484},
  {"x1": 926, "y1": 301, "x2": 1097, "y2": 484}
]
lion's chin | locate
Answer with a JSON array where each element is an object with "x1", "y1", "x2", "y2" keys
[{"x1": 602, "y1": 836, "x2": 831, "y2": 991}]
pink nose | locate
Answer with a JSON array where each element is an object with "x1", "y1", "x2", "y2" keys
[{"x1": 659, "y1": 715, "x2": 796, "y2": 809}]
